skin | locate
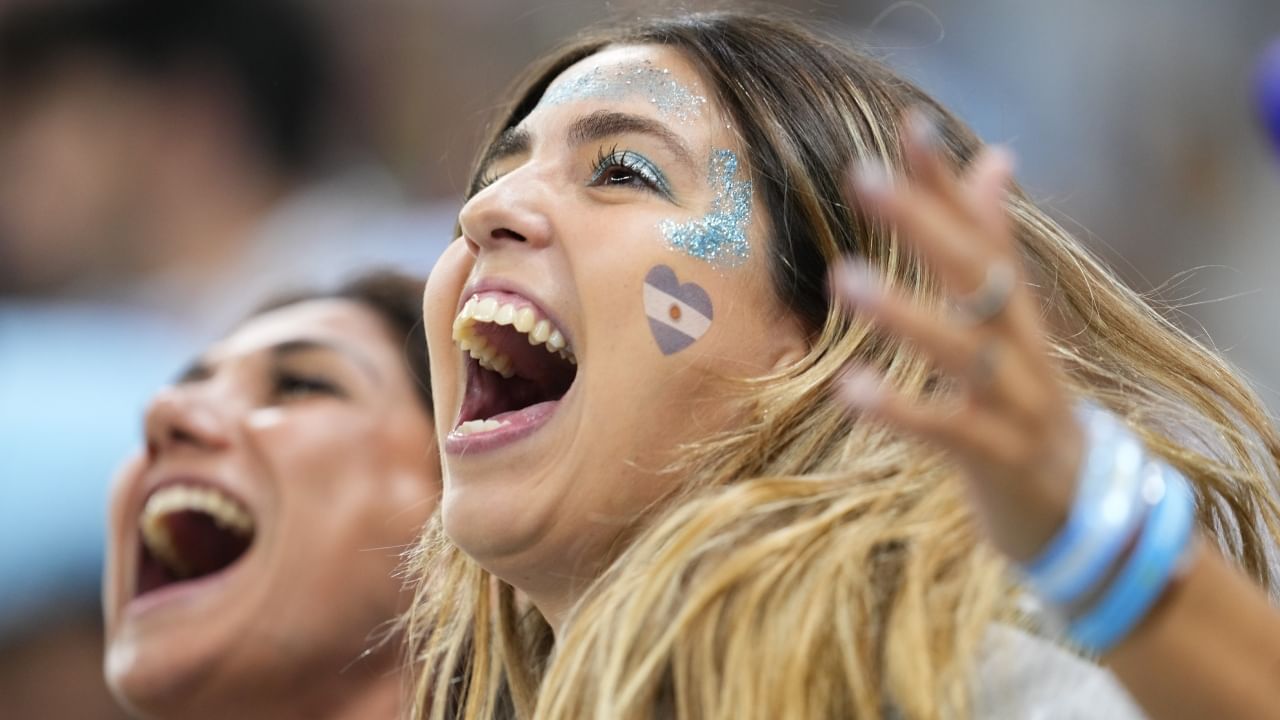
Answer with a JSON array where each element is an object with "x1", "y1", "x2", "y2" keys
[
  {"x1": 835, "y1": 117, "x2": 1280, "y2": 718},
  {"x1": 103, "y1": 299, "x2": 439, "y2": 720},
  {"x1": 423, "y1": 45, "x2": 806, "y2": 631},
  {"x1": 0, "y1": 59, "x2": 283, "y2": 295},
  {"x1": 0, "y1": 65, "x2": 151, "y2": 289}
]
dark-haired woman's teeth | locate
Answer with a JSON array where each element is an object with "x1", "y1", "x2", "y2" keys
[
  {"x1": 455, "y1": 418, "x2": 509, "y2": 435},
  {"x1": 452, "y1": 296, "x2": 577, "y2": 376},
  {"x1": 140, "y1": 485, "x2": 253, "y2": 576}
]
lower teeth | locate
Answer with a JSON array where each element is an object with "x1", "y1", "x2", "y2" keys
[{"x1": 455, "y1": 419, "x2": 507, "y2": 435}]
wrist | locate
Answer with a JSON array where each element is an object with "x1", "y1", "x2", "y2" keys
[{"x1": 1015, "y1": 404, "x2": 1198, "y2": 654}]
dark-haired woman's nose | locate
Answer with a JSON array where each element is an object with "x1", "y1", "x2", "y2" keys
[
  {"x1": 143, "y1": 384, "x2": 232, "y2": 460},
  {"x1": 457, "y1": 171, "x2": 554, "y2": 256}
]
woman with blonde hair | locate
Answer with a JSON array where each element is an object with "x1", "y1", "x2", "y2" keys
[{"x1": 409, "y1": 11, "x2": 1280, "y2": 718}]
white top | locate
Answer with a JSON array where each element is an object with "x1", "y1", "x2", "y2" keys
[{"x1": 975, "y1": 625, "x2": 1147, "y2": 719}]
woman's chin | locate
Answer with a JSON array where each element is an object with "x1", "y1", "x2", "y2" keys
[
  {"x1": 105, "y1": 633, "x2": 228, "y2": 719},
  {"x1": 103, "y1": 563, "x2": 267, "y2": 716}
]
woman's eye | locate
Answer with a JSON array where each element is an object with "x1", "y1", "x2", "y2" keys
[
  {"x1": 598, "y1": 166, "x2": 640, "y2": 185},
  {"x1": 588, "y1": 148, "x2": 673, "y2": 198},
  {"x1": 272, "y1": 372, "x2": 341, "y2": 401}
]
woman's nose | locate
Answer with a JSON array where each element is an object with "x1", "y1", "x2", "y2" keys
[
  {"x1": 143, "y1": 384, "x2": 232, "y2": 460},
  {"x1": 457, "y1": 169, "x2": 555, "y2": 256}
]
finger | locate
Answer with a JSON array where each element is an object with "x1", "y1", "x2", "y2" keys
[
  {"x1": 831, "y1": 258, "x2": 980, "y2": 377},
  {"x1": 901, "y1": 110, "x2": 978, "y2": 224},
  {"x1": 959, "y1": 146, "x2": 1016, "y2": 251},
  {"x1": 833, "y1": 262, "x2": 1051, "y2": 409},
  {"x1": 837, "y1": 368, "x2": 1020, "y2": 462},
  {"x1": 852, "y1": 169, "x2": 994, "y2": 295}
]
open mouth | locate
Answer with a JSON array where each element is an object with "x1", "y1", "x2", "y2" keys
[
  {"x1": 135, "y1": 483, "x2": 255, "y2": 598},
  {"x1": 450, "y1": 291, "x2": 578, "y2": 442}
]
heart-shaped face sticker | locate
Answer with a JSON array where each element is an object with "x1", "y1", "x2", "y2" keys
[{"x1": 643, "y1": 264, "x2": 713, "y2": 355}]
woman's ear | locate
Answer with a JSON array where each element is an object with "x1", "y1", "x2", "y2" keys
[{"x1": 766, "y1": 313, "x2": 811, "y2": 371}]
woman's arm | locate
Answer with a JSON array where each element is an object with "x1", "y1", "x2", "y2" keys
[
  {"x1": 1108, "y1": 545, "x2": 1280, "y2": 719},
  {"x1": 831, "y1": 112, "x2": 1280, "y2": 719}
]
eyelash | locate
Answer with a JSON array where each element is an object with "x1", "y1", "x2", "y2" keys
[
  {"x1": 588, "y1": 145, "x2": 672, "y2": 197},
  {"x1": 473, "y1": 168, "x2": 500, "y2": 194},
  {"x1": 471, "y1": 146, "x2": 673, "y2": 198},
  {"x1": 271, "y1": 371, "x2": 343, "y2": 402}
]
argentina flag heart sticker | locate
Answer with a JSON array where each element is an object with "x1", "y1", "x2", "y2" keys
[{"x1": 643, "y1": 264, "x2": 713, "y2": 355}]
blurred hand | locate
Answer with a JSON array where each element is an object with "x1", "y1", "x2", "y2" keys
[{"x1": 831, "y1": 115, "x2": 1082, "y2": 561}]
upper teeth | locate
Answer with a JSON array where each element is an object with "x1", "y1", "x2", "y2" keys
[
  {"x1": 452, "y1": 295, "x2": 576, "y2": 377},
  {"x1": 140, "y1": 484, "x2": 253, "y2": 577}
]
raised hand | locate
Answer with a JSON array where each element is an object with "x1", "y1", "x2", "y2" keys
[{"x1": 831, "y1": 114, "x2": 1081, "y2": 562}]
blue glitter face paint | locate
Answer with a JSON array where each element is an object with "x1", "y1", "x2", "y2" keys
[
  {"x1": 539, "y1": 60, "x2": 707, "y2": 123},
  {"x1": 660, "y1": 149, "x2": 753, "y2": 268}
]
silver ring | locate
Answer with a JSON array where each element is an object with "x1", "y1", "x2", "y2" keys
[{"x1": 955, "y1": 261, "x2": 1016, "y2": 324}]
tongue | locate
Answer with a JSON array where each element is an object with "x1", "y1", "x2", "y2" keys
[{"x1": 156, "y1": 510, "x2": 252, "y2": 578}]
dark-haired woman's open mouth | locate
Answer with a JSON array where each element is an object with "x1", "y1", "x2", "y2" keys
[
  {"x1": 447, "y1": 291, "x2": 578, "y2": 454},
  {"x1": 133, "y1": 481, "x2": 255, "y2": 609}
]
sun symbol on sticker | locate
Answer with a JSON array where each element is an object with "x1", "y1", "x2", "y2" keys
[{"x1": 643, "y1": 264, "x2": 713, "y2": 355}]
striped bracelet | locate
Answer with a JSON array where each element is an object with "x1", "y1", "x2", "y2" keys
[
  {"x1": 1019, "y1": 404, "x2": 1197, "y2": 653},
  {"x1": 1022, "y1": 406, "x2": 1148, "y2": 605},
  {"x1": 1067, "y1": 463, "x2": 1196, "y2": 653}
]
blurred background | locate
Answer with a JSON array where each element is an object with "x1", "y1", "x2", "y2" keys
[{"x1": 1, "y1": 0, "x2": 1278, "y2": 716}]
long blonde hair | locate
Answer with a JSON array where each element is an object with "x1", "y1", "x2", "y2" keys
[{"x1": 406, "y1": 12, "x2": 1280, "y2": 719}]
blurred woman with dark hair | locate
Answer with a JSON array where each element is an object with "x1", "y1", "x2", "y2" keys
[{"x1": 103, "y1": 270, "x2": 439, "y2": 720}]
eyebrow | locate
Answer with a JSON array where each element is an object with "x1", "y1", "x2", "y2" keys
[
  {"x1": 271, "y1": 339, "x2": 382, "y2": 384},
  {"x1": 174, "y1": 339, "x2": 382, "y2": 386},
  {"x1": 480, "y1": 126, "x2": 531, "y2": 172},
  {"x1": 174, "y1": 359, "x2": 212, "y2": 385},
  {"x1": 566, "y1": 110, "x2": 694, "y2": 170},
  {"x1": 478, "y1": 110, "x2": 695, "y2": 178}
]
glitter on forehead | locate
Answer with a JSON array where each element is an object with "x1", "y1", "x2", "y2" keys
[
  {"x1": 660, "y1": 149, "x2": 753, "y2": 268},
  {"x1": 539, "y1": 60, "x2": 707, "y2": 122}
]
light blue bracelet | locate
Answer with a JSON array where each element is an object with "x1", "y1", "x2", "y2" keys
[
  {"x1": 1022, "y1": 407, "x2": 1147, "y2": 604},
  {"x1": 1068, "y1": 464, "x2": 1196, "y2": 653}
]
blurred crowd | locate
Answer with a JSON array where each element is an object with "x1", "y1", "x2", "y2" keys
[{"x1": 1, "y1": 0, "x2": 1278, "y2": 717}]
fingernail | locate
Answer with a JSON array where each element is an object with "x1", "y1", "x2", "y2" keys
[
  {"x1": 839, "y1": 368, "x2": 884, "y2": 409},
  {"x1": 987, "y1": 145, "x2": 1017, "y2": 175},
  {"x1": 907, "y1": 109, "x2": 940, "y2": 149},
  {"x1": 911, "y1": 106, "x2": 942, "y2": 146},
  {"x1": 851, "y1": 158, "x2": 890, "y2": 199},
  {"x1": 831, "y1": 258, "x2": 880, "y2": 308}
]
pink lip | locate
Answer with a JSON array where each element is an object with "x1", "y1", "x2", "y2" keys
[
  {"x1": 122, "y1": 557, "x2": 246, "y2": 620},
  {"x1": 141, "y1": 475, "x2": 254, "y2": 514},
  {"x1": 447, "y1": 277, "x2": 579, "y2": 456},
  {"x1": 457, "y1": 277, "x2": 575, "y2": 350},
  {"x1": 445, "y1": 399, "x2": 562, "y2": 455}
]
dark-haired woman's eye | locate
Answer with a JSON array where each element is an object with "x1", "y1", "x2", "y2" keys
[
  {"x1": 473, "y1": 169, "x2": 501, "y2": 194},
  {"x1": 588, "y1": 147, "x2": 673, "y2": 199},
  {"x1": 271, "y1": 371, "x2": 343, "y2": 402}
]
